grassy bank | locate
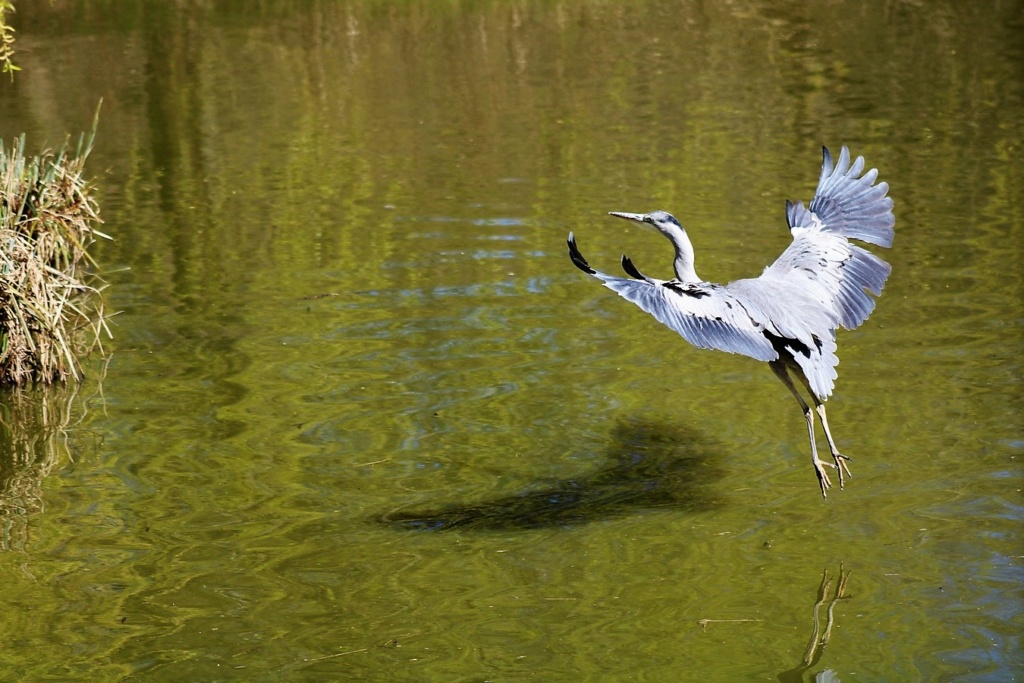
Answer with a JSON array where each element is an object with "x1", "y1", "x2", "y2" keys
[{"x1": 0, "y1": 117, "x2": 110, "y2": 385}]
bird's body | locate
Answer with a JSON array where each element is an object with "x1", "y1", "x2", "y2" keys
[{"x1": 567, "y1": 146, "x2": 894, "y2": 496}]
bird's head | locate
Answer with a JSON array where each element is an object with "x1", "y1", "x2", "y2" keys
[
  {"x1": 608, "y1": 209, "x2": 697, "y2": 281},
  {"x1": 608, "y1": 210, "x2": 686, "y2": 240}
]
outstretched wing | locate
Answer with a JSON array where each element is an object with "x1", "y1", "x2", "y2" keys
[
  {"x1": 567, "y1": 233, "x2": 778, "y2": 362},
  {"x1": 768, "y1": 146, "x2": 894, "y2": 330},
  {"x1": 787, "y1": 145, "x2": 894, "y2": 247}
]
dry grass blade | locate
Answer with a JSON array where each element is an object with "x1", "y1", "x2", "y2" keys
[{"x1": 1, "y1": 105, "x2": 110, "y2": 385}]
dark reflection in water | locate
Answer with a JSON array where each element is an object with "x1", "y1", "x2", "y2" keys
[
  {"x1": 777, "y1": 565, "x2": 852, "y2": 683},
  {"x1": 380, "y1": 417, "x2": 724, "y2": 531},
  {"x1": 0, "y1": 384, "x2": 81, "y2": 552}
]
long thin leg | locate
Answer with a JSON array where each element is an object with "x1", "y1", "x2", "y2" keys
[
  {"x1": 770, "y1": 361, "x2": 835, "y2": 497},
  {"x1": 792, "y1": 369, "x2": 853, "y2": 486},
  {"x1": 816, "y1": 404, "x2": 852, "y2": 483}
]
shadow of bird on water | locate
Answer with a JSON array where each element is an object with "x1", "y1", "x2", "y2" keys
[{"x1": 378, "y1": 416, "x2": 726, "y2": 532}]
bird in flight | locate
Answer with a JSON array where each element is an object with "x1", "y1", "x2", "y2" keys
[{"x1": 567, "y1": 146, "x2": 894, "y2": 497}]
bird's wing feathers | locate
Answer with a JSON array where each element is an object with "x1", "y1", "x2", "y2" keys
[
  {"x1": 770, "y1": 146, "x2": 894, "y2": 330},
  {"x1": 726, "y1": 277, "x2": 840, "y2": 398},
  {"x1": 764, "y1": 232, "x2": 891, "y2": 330},
  {"x1": 786, "y1": 145, "x2": 894, "y2": 247},
  {"x1": 620, "y1": 254, "x2": 653, "y2": 283},
  {"x1": 565, "y1": 146, "x2": 892, "y2": 401},
  {"x1": 567, "y1": 233, "x2": 778, "y2": 362}
]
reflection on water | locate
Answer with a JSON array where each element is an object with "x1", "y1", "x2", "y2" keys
[
  {"x1": 777, "y1": 565, "x2": 852, "y2": 683},
  {"x1": 0, "y1": 0, "x2": 1021, "y2": 680},
  {"x1": 0, "y1": 384, "x2": 83, "y2": 552},
  {"x1": 381, "y1": 417, "x2": 723, "y2": 531}
]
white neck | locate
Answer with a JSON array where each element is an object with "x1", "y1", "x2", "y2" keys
[{"x1": 665, "y1": 225, "x2": 700, "y2": 282}]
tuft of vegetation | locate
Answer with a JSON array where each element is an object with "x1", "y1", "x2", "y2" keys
[{"x1": 0, "y1": 110, "x2": 110, "y2": 385}]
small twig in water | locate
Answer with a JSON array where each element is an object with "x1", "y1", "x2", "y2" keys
[
  {"x1": 305, "y1": 648, "x2": 369, "y2": 662},
  {"x1": 697, "y1": 618, "x2": 763, "y2": 632}
]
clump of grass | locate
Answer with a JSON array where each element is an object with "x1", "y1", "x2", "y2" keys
[{"x1": 0, "y1": 111, "x2": 110, "y2": 385}]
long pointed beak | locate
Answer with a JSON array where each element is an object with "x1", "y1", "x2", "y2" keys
[{"x1": 608, "y1": 211, "x2": 646, "y2": 223}]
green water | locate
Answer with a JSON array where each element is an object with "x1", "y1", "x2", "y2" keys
[{"x1": 1, "y1": 1, "x2": 1021, "y2": 680}]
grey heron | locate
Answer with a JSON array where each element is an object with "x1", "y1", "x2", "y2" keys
[{"x1": 567, "y1": 146, "x2": 894, "y2": 497}]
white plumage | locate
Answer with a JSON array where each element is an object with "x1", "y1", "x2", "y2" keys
[{"x1": 567, "y1": 146, "x2": 895, "y2": 497}]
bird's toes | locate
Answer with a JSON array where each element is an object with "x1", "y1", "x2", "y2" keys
[
  {"x1": 833, "y1": 453, "x2": 853, "y2": 482},
  {"x1": 814, "y1": 464, "x2": 833, "y2": 497}
]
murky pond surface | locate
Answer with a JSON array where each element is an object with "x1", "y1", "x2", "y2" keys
[{"x1": 1, "y1": 1, "x2": 1021, "y2": 680}]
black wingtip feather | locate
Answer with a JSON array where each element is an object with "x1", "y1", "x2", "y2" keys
[
  {"x1": 620, "y1": 254, "x2": 647, "y2": 281},
  {"x1": 566, "y1": 232, "x2": 596, "y2": 275}
]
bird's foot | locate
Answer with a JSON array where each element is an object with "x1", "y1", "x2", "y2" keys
[
  {"x1": 813, "y1": 458, "x2": 835, "y2": 498},
  {"x1": 831, "y1": 452, "x2": 852, "y2": 488},
  {"x1": 814, "y1": 453, "x2": 852, "y2": 497}
]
